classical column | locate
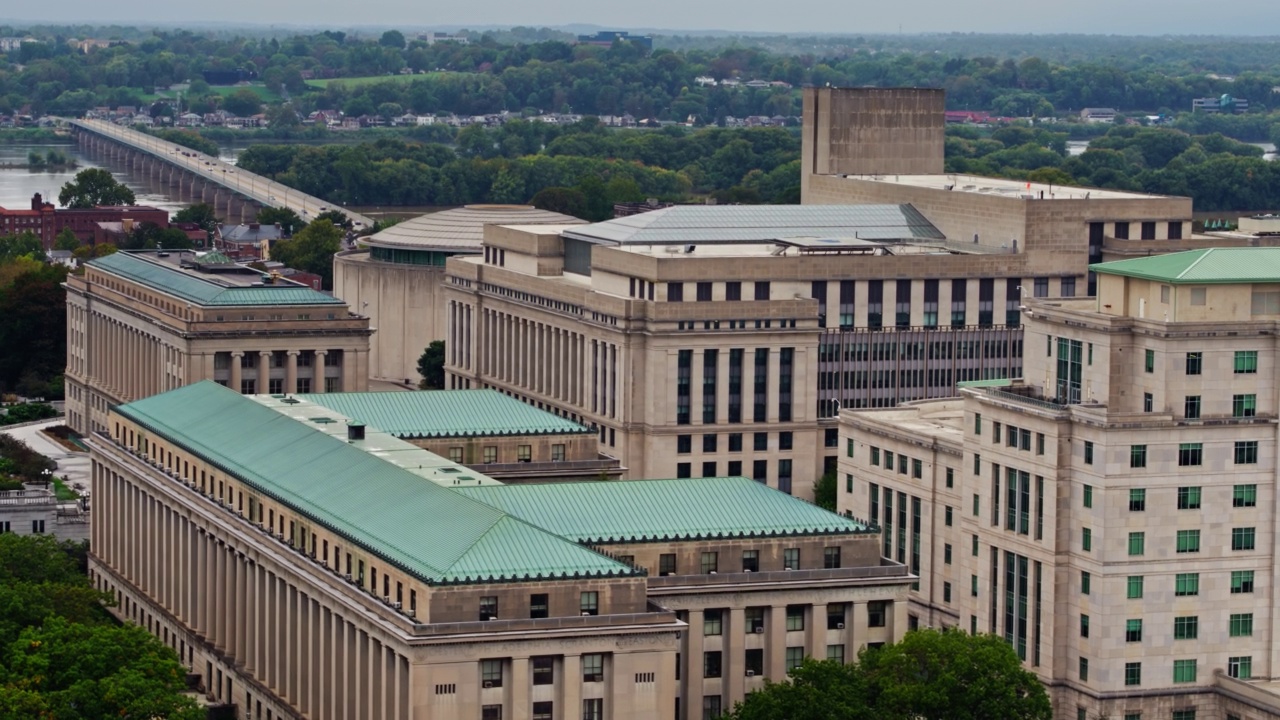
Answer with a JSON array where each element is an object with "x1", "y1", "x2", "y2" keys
[
  {"x1": 850, "y1": 601, "x2": 869, "y2": 653},
  {"x1": 286, "y1": 351, "x2": 299, "y2": 394},
  {"x1": 766, "y1": 605, "x2": 787, "y2": 678},
  {"x1": 230, "y1": 352, "x2": 243, "y2": 393},
  {"x1": 726, "y1": 606, "x2": 747, "y2": 707},
  {"x1": 314, "y1": 351, "x2": 327, "y2": 393},
  {"x1": 807, "y1": 603, "x2": 827, "y2": 662},
  {"x1": 892, "y1": 598, "x2": 909, "y2": 642},
  {"x1": 258, "y1": 351, "x2": 272, "y2": 394},
  {"x1": 562, "y1": 655, "x2": 582, "y2": 720},
  {"x1": 685, "y1": 609, "x2": 704, "y2": 707}
]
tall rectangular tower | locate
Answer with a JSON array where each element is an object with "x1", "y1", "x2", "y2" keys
[{"x1": 801, "y1": 87, "x2": 945, "y2": 193}]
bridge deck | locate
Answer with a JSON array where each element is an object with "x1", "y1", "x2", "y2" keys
[{"x1": 69, "y1": 119, "x2": 373, "y2": 229}]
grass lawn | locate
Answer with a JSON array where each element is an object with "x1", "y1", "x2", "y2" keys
[
  {"x1": 51, "y1": 477, "x2": 80, "y2": 502},
  {"x1": 305, "y1": 72, "x2": 471, "y2": 89}
]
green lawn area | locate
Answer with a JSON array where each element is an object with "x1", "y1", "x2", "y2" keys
[
  {"x1": 305, "y1": 72, "x2": 471, "y2": 89},
  {"x1": 207, "y1": 83, "x2": 282, "y2": 102},
  {"x1": 51, "y1": 477, "x2": 79, "y2": 502}
]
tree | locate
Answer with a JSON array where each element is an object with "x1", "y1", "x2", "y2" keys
[
  {"x1": 223, "y1": 88, "x2": 264, "y2": 117},
  {"x1": 270, "y1": 219, "x2": 343, "y2": 289},
  {"x1": 813, "y1": 471, "x2": 837, "y2": 511},
  {"x1": 530, "y1": 187, "x2": 589, "y2": 218},
  {"x1": 417, "y1": 340, "x2": 446, "y2": 389},
  {"x1": 316, "y1": 209, "x2": 353, "y2": 230},
  {"x1": 0, "y1": 233, "x2": 44, "y2": 262},
  {"x1": 52, "y1": 228, "x2": 80, "y2": 251},
  {"x1": 379, "y1": 30, "x2": 407, "y2": 49},
  {"x1": 860, "y1": 628, "x2": 1051, "y2": 720},
  {"x1": 257, "y1": 206, "x2": 305, "y2": 235},
  {"x1": 172, "y1": 203, "x2": 220, "y2": 233},
  {"x1": 727, "y1": 659, "x2": 874, "y2": 720},
  {"x1": 58, "y1": 168, "x2": 135, "y2": 209}
]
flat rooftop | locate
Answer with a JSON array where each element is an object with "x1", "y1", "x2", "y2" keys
[
  {"x1": 88, "y1": 251, "x2": 345, "y2": 307},
  {"x1": 562, "y1": 204, "x2": 946, "y2": 246},
  {"x1": 842, "y1": 399, "x2": 965, "y2": 446},
  {"x1": 842, "y1": 173, "x2": 1168, "y2": 201},
  {"x1": 296, "y1": 389, "x2": 592, "y2": 439}
]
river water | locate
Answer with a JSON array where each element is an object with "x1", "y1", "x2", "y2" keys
[{"x1": 0, "y1": 141, "x2": 194, "y2": 213}]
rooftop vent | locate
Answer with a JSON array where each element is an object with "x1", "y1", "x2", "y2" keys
[{"x1": 347, "y1": 422, "x2": 366, "y2": 442}]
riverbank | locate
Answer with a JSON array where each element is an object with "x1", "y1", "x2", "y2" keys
[{"x1": 0, "y1": 162, "x2": 79, "y2": 170}]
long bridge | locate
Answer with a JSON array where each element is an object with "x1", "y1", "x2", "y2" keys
[{"x1": 68, "y1": 119, "x2": 373, "y2": 229}]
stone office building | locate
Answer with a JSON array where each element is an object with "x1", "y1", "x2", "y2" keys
[
  {"x1": 64, "y1": 250, "x2": 371, "y2": 435},
  {"x1": 88, "y1": 381, "x2": 912, "y2": 720},
  {"x1": 838, "y1": 248, "x2": 1280, "y2": 720}
]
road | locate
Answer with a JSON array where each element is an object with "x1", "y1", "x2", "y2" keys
[{"x1": 68, "y1": 118, "x2": 374, "y2": 229}]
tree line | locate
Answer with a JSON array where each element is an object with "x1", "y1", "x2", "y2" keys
[{"x1": 6, "y1": 26, "x2": 1280, "y2": 131}]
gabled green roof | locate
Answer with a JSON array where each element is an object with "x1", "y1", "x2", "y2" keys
[
  {"x1": 1090, "y1": 248, "x2": 1280, "y2": 285},
  {"x1": 89, "y1": 252, "x2": 343, "y2": 307},
  {"x1": 456, "y1": 477, "x2": 872, "y2": 544},
  {"x1": 297, "y1": 390, "x2": 591, "y2": 439},
  {"x1": 115, "y1": 382, "x2": 634, "y2": 586}
]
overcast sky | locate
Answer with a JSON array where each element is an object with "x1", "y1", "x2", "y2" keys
[{"x1": 3, "y1": 0, "x2": 1277, "y2": 36}]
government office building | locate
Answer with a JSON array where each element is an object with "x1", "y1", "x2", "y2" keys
[
  {"x1": 89, "y1": 381, "x2": 913, "y2": 720},
  {"x1": 839, "y1": 248, "x2": 1280, "y2": 720},
  {"x1": 65, "y1": 250, "x2": 371, "y2": 435},
  {"x1": 440, "y1": 88, "x2": 1194, "y2": 496}
]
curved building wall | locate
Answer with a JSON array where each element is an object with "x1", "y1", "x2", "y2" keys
[{"x1": 335, "y1": 249, "x2": 455, "y2": 383}]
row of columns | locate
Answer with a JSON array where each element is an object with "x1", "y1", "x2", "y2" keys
[
  {"x1": 85, "y1": 308, "x2": 178, "y2": 403},
  {"x1": 680, "y1": 347, "x2": 799, "y2": 425},
  {"x1": 92, "y1": 454, "x2": 412, "y2": 719},
  {"x1": 472, "y1": 306, "x2": 621, "y2": 420},
  {"x1": 227, "y1": 350, "x2": 330, "y2": 395}
]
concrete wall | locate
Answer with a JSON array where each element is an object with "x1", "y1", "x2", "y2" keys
[{"x1": 802, "y1": 88, "x2": 945, "y2": 185}]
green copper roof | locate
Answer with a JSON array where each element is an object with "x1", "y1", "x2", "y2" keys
[
  {"x1": 89, "y1": 252, "x2": 344, "y2": 306},
  {"x1": 297, "y1": 390, "x2": 592, "y2": 439},
  {"x1": 115, "y1": 382, "x2": 634, "y2": 586},
  {"x1": 1090, "y1": 248, "x2": 1280, "y2": 285},
  {"x1": 456, "y1": 477, "x2": 872, "y2": 544}
]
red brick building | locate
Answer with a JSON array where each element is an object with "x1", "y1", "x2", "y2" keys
[{"x1": 0, "y1": 194, "x2": 170, "y2": 249}]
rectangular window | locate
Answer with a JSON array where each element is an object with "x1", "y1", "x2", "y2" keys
[
  {"x1": 744, "y1": 648, "x2": 764, "y2": 675},
  {"x1": 1177, "y1": 486, "x2": 1201, "y2": 510},
  {"x1": 1178, "y1": 443, "x2": 1202, "y2": 466},
  {"x1": 1124, "y1": 662, "x2": 1142, "y2": 687},
  {"x1": 754, "y1": 281, "x2": 770, "y2": 300},
  {"x1": 973, "y1": 453, "x2": 980, "y2": 475},
  {"x1": 946, "y1": 467, "x2": 954, "y2": 488},
  {"x1": 746, "y1": 607, "x2": 765, "y2": 633},
  {"x1": 703, "y1": 651, "x2": 722, "y2": 678},
  {"x1": 1082, "y1": 527, "x2": 1092, "y2": 552},
  {"x1": 974, "y1": 413, "x2": 982, "y2": 435},
  {"x1": 1175, "y1": 573, "x2": 1199, "y2": 596},
  {"x1": 532, "y1": 703, "x2": 552, "y2": 720},
  {"x1": 480, "y1": 659, "x2": 504, "y2": 688},
  {"x1": 1083, "y1": 441, "x2": 1094, "y2": 465},
  {"x1": 659, "y1": 554, "x2": 677, "y2": 576},
  {"x1": 703, "y1": 349, "x2": 719, "y2": 423},
  {"x1": 529, "y1": 594, "x2": 548, "y2": 619},
  {"x1": 668, "y1": 283, "x2": 684, "y2": 302},
  {"x1": 696, "y1": 282, "x2": 712, "y2": 302},
  {"x1": 580, "y1": 592, "x2": 599, "y2": 615},
  {"x1": 482, "y1": 706, "x2": 502, "y2": 720},
  {"x1": 1228, "y1": 656, "x2": 1253, "y2": 680},
  {"x1": 827, "y1": 644, "x2": 845, "y2": 664},
  {"x1": 1234, "y1": 484, "x2": 1258, "y2": 507},
  {"x1": 823, "y1": 547, "x2": 841, "y2": 569},
  {"x1": 870, "y1": 446, "x2": 880, "y2": 465},
  {"x1": 1173, "y1": 659, "x2": 1197, "y2": 683},
  {"x1": 1079, "y1": 614, "x2": 1089, "y2": 638},
  {"x1": 677, "y1": 349, "x2": 692, "y2": 424},
  {"x1": 1184, "y1": 395, "x2": 1201, "y2": 419},
  {"x1": 1176, "y1": 529, "x2": 1200, "y2": 553},
  {"x1": 786, "y1": 605, "x2": 805, "y2": 631},
  {"x1": 701, "y1": 552, "x2": 718, "y2": 574},
  {"x1": 1232, "y1": 527, "x2": 1257, "y2": 551},
  {"x1": 1126, "y1": 619, "x2": 1143, "y2": 643},
  {"x1": 1081, "y1": 571, "x2": 1091, "y2": 595},
  {"x1": 1231, "y1": 391, "x2": 1259, "y2": 418},
  {"x1": 1129, "y1": 488, "x2": 1146, "y2": 511},
  {"x1": 785, "y1": 647, "x2": 804, "y2": 672},
  {"x1": 479, "y1": 596, "x2": 498, "y2": 621},
  {"x1": 741, "y1": 550, "x2": 759, "y2": 572},
  {"x1": 584, "y1": 699, "x2": 604, "y2": 720},
  {"x1": 582, "y1": 654, "x2": 604, "y2": 682},
  {"x1": 1235, "y1": 441, "x2": 1259, "y2": 464},
  {"x1": 677, "y1": 435, "x2": 692, "y2": 454},
  {"x1": 1185, "y1": 352, "x2": 1202, "y2": 375},
  {"x1": 702, "y1": 434, "x2": 717, "y2": 453},
  {"x1": 1173, "y1": 616, "x2": 1198, "y2": 640},
  {"x1": 483, "y1": 446, "x2": 497, "y2": 463},
  {"x1": 1083, "y1": 484, "x2": 1093, "y2": 508},
  {"x1": 912, "y1": 458, "x2": 922, "y2": 479},
  {"x1": 1235, "y1": 350, "x2": 1258, "y2": 373},
  {"x1": 725, "y1": 282, "x2": 741, "y2": 301},
  {"x1": 1127, "y1": 575, "x2": 1143, "y2": 599},
  {"x1": 1078, "y1": 657, "x2": 1088, "y2": 682},
  {"x1": 1128, "y1": 532, "x2": 1145, "y2": 556},
  {"x1": 1143, "y1": 392, "x2": 1153, "y2": 412},
  {"x1": 1232, "y1": 570, "x2": 1255, "y2": 593},
  {"x1": 1130, "y1": 445, "x2": 1147, "y2": 468},
  {"x1": 532, "y1": 657, "x2": 554, "y2": 685},
  {"x1": 1230, "y1": 613, "x2": 1254, "y2": 637},
  {"x1": 704, "y1": 610, "x2": 723, "y2": 636},
  {"x1": 1144, "y1": 348, "x2": 1154, "y2": 373},
  {"x1": 867, "y1": 601, "x2": 888, "y2": 627},
  {"x1": 945, "y1": 506, "x2": 953, "y2": 527}
]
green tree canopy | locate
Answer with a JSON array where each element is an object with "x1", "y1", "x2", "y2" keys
[
  {"x1": 530, "y1": 186, "x2": 589, "y2": 218},
  {"x1": 727, "y1": 629, "x2": 1051, "y2": 720},
  {"x1": 172, "y1": 203, "x2": 220, "y2": 233},
  {"x1": 58, "y1": 168, "x2": 136, "y2": 209},
  {"x1": 270, "y1": 218, "x2": 343, "y2": 289},
  {"x1": 417, "y1": 340, "x2": 446, "y2": 389},
  {"x1": 379, "y1": 30, "x2": 406, "y2": 48},
  {"x1": 53, "y1": 228, "x2": 80, "y2": 252},
  {"x1": 813, "y1": 471, "x2": 837, "y2": 511},
  {"x1": 223, "y1": 88, "x2": 264, "y2": 117},
  {"x1": 0, "y1": 233, "x2": 44, "y2": 263},
  {"x1": 256, "y1": 206, "x2": 305, "y2": 235}
]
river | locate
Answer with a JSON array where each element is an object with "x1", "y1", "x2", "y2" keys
[{"x1": 0, "y1": 141, "x2": 195, "y2": 213}]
